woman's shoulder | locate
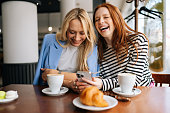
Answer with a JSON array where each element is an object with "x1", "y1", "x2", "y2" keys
[
  {"x1": 130, "y1": 33, "x2": 148, "y2": 45},
  {"x1": 43, "y1": 34, "x2": 56, "y2": 42},
  {"x1": 43, "y1": 34, "x2": 66, "y2": 45}
]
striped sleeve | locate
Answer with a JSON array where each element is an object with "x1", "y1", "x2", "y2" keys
[
  {"x1": 101, "y1": 77, "x2": 119, "y2": 91},
  {"x1": 125, "y1": 34, "x2": 152, "y2": 86}
]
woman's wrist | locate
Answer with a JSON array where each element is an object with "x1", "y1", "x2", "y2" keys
[
  {"x1": 99, "y1": 79, "x2": 103, "y2": 89},
  {"x1": 63, "y1": 80, "x2": 72, "y2": 88}
]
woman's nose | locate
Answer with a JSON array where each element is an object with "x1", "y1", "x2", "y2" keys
[
  {"x1": 99, "y1": 18, "x2": 104, "y2": 24},
  {"x1": 74, "y1": 33, "x2": 81, "y2": 40}
]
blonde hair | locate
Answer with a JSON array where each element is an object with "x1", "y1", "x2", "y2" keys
[{"x1": 56, "y1": 8, "x2": 97, "y2": 71}]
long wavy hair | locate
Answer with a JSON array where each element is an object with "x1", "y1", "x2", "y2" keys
[
  {"x1": 56, "y1": 8, "x2": 97, "y2": 71},
  {"x1": 93, "y1": 3, "x2": 148, "y2": 63}
]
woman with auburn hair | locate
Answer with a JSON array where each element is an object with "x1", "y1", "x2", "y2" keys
[
  {"x1": 80, "y1": 3, "x2": 153, "y2": 91},
  {"x1": 33, "y1": 8, "x2": 98, "y2": 93}
]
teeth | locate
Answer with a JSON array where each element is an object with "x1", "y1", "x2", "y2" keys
[
  {"x1": 100, "y1": 27, "x2": 106, "y2": 30},
  {"x1": 100, "y1": 26, "x2": 109, "y2": 31}
]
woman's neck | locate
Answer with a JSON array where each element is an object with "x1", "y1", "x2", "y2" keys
[{"x1": 104, "y1": 36, "x2": 112, "y2": 46}]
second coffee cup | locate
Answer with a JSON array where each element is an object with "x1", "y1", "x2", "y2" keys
[{"x1": 118, "y1": 73, "x2": 136, "y2": 94}]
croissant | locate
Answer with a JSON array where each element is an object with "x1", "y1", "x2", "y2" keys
[{"x1": 80, "y1": 86, "x2": 108, "y2": 107}]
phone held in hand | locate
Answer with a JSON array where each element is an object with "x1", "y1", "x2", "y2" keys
[{"x1": 76, "y1": 71, "x2": 92, "y2": 81}]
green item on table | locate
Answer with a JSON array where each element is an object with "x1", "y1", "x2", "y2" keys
[{"x1": 0, "y1": 91, "x2": 6, "y2": 99}]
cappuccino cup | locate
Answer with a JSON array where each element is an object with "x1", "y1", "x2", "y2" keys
[{"x1": 118, "y1": 73, "x2": 136, "y2": 94}]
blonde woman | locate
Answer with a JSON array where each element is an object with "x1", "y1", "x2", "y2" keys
[{"x1": 33, "y1": 8, "x2": 98, "y2": 92}]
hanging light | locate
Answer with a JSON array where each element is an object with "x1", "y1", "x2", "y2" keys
[
  {"x1": 48, "y1": 13, "x2": 53, "y2": 32},
  {"x1": 48, "y1": 27, "x2": 52, "y2": 31}
]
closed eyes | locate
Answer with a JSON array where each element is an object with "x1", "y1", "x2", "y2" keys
[
  {"x1": 68, "y1": 30, "x2": 85, "y2": 35},
  {"x1": 95, "y1": 16, "x2": 110, "y2": 22},
  {"x1": 69, "y1": 30, "x2": 75, "y2": 34}
]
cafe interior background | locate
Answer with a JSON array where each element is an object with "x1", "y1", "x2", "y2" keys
[{"x1": 0, "y1": 0, "x2": 169, "y2": 87}]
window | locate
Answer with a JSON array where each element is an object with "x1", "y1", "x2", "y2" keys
[{"x1": 125, "y1": 0, "x2": 169, "y2": 73}]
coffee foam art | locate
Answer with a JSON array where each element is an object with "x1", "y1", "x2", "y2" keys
[
  {"x1": 5, "y1": 90, "x2": 18, "y2": 99},
  {"x1": 47, "y1": 74, "x2": 63, "y2": 76}
]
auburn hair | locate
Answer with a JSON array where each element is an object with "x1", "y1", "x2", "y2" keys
[{"x1": 93, "y1": 3, "x2": 148, "y2": 63}]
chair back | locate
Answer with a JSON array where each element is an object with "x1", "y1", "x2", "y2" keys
[{"x1": 152, "y1": 73, "x2": 170, "y2": 87}]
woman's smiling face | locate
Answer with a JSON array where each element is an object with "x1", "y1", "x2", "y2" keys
[
  {"x1": 94, "y1": 7, "x2": 114, "y2": 40},
  {"x1": 67, "y1": 19, "x2": 86, "y2": 47}
]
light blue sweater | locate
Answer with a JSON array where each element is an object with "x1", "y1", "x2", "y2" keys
[{"x1": 33, "y1": 34, "x2": 99, "y2": 85}]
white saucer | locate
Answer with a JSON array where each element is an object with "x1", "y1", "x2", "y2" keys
[
  {"x1": 42, "y1": 87, "x2": 69, "y2": 96},
  {"x1": 72, "y1": 95, "x2": 118, "y2": 111},
  {"x1": 112, "y1": 87, "x2": 141, "y2": 98},
  {"x1": 0, "y1": 95, "x2": 19, "y2": 104}
]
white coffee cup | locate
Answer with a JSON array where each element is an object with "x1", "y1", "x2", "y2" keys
[
  {"x1": 47, "y1": 74, "x2": 64, "y2": 93},
  {"x1": 118, "y1": 73, "x2": 136, "y2": 94}
]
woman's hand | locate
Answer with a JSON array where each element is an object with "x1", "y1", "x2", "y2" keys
[
  {"x1": 76, "y1": 81, "x2": 91, "y2": 93},
  {"x1": 41, "y1": 68, "x2": 59, "y2": 82},
  {"x1": 64, "y1": 79, "x2": 90, "y2": 93},
  {"x1": 81, "y1": 77, "x2": 103, "y2": 89}
]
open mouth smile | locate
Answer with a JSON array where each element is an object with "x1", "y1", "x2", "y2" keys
[{"x1": 100, "y1": 26, "x2": 109, "y2": 32}]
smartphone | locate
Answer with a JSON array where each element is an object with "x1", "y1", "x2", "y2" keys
[{"x1": 76, "y1": 71, "x2": 92, "y2": 81}]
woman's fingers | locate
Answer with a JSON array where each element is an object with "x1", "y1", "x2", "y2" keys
[
  {"x1": 69, "y1": 81, "x2": 79, "y2": 92},
  {"x1": 81, "y1": 77, "x2": 95, "y2": 85},
  {"x1": 72, "y1": 82, "x2": 80, "y2": 93},
  {"x1": 41, "y1": 68, "x2": 58, "y2": 82},
  {"x1": 41, "y1": 68, "x2": 47, "y2": 81},
  {"x1": 70, "y1": 80, "x2": 88, "y2": 93},
  {"x1": 74, "y1": 81, "x2": 91, "y2": 93},
  {"x1": 42, "y1": 72, "x2": 47, "y2": 81},
  {"x1": 41, "y1": 69, "x2": 50, "y2": 82},
  {"x1": 76, "y1": 81, "x2": 88, "y2": 86},
  {"x1": 82, "y1": 77, "x2": 103, "y2": 89},
  {"x1": 40, "y1": 68, "x2": 45, "y2": 71},
  {"x1": 78, "y1": 85, "x2": 90, "y2": 90}
]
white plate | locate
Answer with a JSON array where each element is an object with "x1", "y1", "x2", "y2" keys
[
  {"x1": 0, "y1": 95, "x2": 19, "y2": 104},
  {"x1": 112, "y1": 87, "x2": 141, "y2": 97},
  {"x1": 42, "y1": 87, "x2": 69, "y2": 96},
  {"x1": 72, "y1": 95, "x2": 118, "y2": 111}
]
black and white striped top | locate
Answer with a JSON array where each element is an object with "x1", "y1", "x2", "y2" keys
[{"x1": 100, "y1": 34, "x2": 153, "y2": 91}]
